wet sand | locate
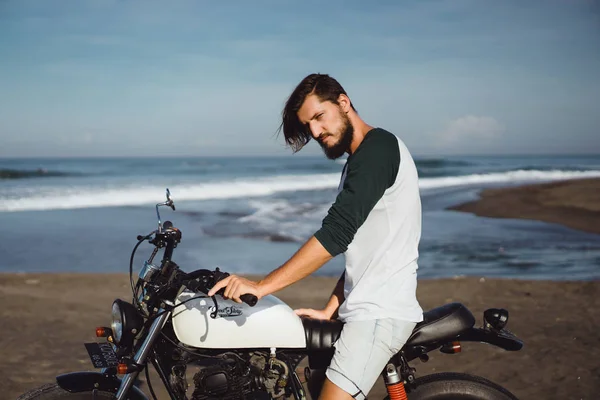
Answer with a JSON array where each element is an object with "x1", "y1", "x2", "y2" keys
[
  {"x1": 2, "y1": 273, "x2": 599, "y2": 399},
  {"x1": 448, "y1": 178, "x2": 600, "y2": 235}
]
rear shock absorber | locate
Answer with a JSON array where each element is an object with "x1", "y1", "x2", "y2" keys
[{"x1": 383, "y1": 363, "x2": 408, "y2": 400}]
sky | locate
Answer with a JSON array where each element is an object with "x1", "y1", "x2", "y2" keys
[{"x1": 0, "y1": 0, "x2": 599, "y2": 157}]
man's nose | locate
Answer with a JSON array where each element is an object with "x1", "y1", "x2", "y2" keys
[{"x1": 308, "y1": 123, "x2": 322, "y2": 139}]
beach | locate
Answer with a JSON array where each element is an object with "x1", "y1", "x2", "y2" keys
[
  {"x1": 2, "y1": 173, "x2": 600, "y2": 399},
  {"x1": 449, "y1": 177, "x2": 600, "y2": 235},
  {"x1": 3, "y1": 273, "x2": 599, "y2": 399}
]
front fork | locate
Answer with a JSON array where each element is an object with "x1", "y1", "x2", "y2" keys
[{"x1": 115, "y1": 309, "x2": 172, "y2": 400}]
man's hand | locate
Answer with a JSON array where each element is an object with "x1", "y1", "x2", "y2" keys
[
  {"x1": 294, "y1": 308, "x2": 332, "y2": 320},
  {"x1": 207, "y1": 275, "x2": 262, "y2": 303}
]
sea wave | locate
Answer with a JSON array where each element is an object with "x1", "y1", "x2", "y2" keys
[
  {"x1": 0, "y1": 168, "x2": 75, "y2": 180},
  {"x1": 0, "y1": 173, "x2": 341, "y2": 212},
  {"x1": 415, "y1": 158, "x2": 473, "y2": 168},
  {"x1": 511, "y1": 165, "x2": 595, "y2": 172},
  {"x1": 2, "y1": 169, "x2": 600, "y2": 212},
  {"x1": 418, "y1": 169, "x2": 600, "y2": 189}
]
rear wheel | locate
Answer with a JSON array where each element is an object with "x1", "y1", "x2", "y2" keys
[
  {"x1": 17, "y1": 384, "x2": 116, "y2": 400},
  {"x1": 386, "y1": 373, "x2": 519, "y2": 400}
]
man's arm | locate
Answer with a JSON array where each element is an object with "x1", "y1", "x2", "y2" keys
[
  {"x1": 325, "y1": 272, "x2": 345, "y2": 318},
  {"x1": 208, "y1": 235, "x2": 332, "y2": 301},
  {"x1": 258, "y1": 236, "x2": 332, "y2": 296}
]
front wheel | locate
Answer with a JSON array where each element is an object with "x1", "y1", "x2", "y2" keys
[
  {"x1": 386, "y1": 373, "x2": 519, "y2": 400},
  {"x1": 17, "y1": 384, "x2": 116, "y2": 400}
]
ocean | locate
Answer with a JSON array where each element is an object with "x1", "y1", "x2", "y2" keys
[{"x1": 1, "y1": 154, "x2": 599, "y2": 280}]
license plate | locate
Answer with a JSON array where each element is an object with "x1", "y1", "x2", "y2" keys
[{"x1": 85, "y1": 342, "x2": 119, "y2": 368}]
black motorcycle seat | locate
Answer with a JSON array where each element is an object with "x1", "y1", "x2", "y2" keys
[
  {"x1": 301, "y1": 302, "x2": 475, "y2": 350},
  {"x1": 301, "y1": 317, "x2": 343, "y2": 369},
  {"x1": 406, "y1": 302, "x2": 475, "y2": 346},
  {"x1": 301, "y1": 317, "x2": 343, "y2": 352},
  {"x1": 300, "y1": 303, "x2": 474, "y2": 368}
]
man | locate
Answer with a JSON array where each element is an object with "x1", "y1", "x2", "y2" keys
[{"x1": 209, "y1": 73, "x2": 424, "y2": 399}]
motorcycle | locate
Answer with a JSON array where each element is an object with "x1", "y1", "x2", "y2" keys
[{"x1": 18, "y1": 189, "x2": 523, "y2": 400}]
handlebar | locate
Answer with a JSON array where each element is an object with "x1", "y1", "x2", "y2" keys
[
  {"x1": 240, "y1": 294, "x2": 258, "y2": 307},
  {"x1": 134, "y1": 191, "x2": 258, "y2": 309}
]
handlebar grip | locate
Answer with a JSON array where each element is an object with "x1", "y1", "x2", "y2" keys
[{"x1": 240, "y1": 294, "x2": 258, "y2": 307}]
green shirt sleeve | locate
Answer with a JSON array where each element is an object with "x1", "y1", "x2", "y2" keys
[{"x1": 314, "y1": 129, "x2": 400, "y2": 256}]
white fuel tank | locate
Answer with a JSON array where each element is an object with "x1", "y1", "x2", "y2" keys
[{"x1": 171, "y1": 291, "x2": 307, "y2": 349}]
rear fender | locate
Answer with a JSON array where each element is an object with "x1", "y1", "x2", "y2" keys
[
  {"x1": 401, "y1": 326, "x2": 523, "y2": 363},
  {"x1": 458, "y1": 327, "x2": 523, "y2": 351},
  {"x1": 56, "y1": 371, "x2": 147, "y2": 399}
]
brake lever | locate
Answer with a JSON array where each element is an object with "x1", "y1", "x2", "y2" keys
[{"x1": 211, "y1": 267, "x2": 232, "y2": 298}]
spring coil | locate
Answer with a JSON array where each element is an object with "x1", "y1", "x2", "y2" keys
[{"x1": 386, "y1": 382, "x2": 408, "y2": 400}]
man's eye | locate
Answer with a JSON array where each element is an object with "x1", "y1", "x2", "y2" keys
[{"x1": 316, "y1": 113, "x2": 324, "y2": 120}]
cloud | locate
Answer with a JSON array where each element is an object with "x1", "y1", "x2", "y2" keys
[{"x1": 438, "y1": 115, "x2": 504, "y2": 145}]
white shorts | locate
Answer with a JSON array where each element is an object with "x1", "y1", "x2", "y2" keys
[{"x1": 325, "y1": 318, "x2": 416, "y2": 399}]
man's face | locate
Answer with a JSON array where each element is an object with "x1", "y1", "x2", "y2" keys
[{"x1": 297, "y1": 94, "x2": 353, "y2": 160}]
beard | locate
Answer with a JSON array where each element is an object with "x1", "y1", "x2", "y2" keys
[{"x1": 318, "y1": 112, "x2": 354, "y2": 160}]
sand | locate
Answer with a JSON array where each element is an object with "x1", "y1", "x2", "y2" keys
[
  {"x1": 4, "y1": 178, "x2": 600, "y2": 399},
  {"x1": 2, "y1": 273, "x2": 599, "y2": 399},
  {"x1": 448, "y1": 178, "x2": 600, "y2": 235}
]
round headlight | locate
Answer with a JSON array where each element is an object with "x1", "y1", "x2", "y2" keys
[
  {"x1": 111, "y1": 301, "x2": 124, "y2": 344},
  {"x1": 110, "y1": 299, "x2": 144, "y2": 347}
]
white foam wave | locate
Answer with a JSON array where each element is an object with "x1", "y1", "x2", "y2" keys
[
  {"x1": 0, "y1": 174, "x2": 341, "y2": 212},
  {"x1": 240, "y1": 200, "x2": 292, "y2": 223},
  {"x1": 419, "y1": 169, "x2": 600, "y2": 190},
  {"x1": 1, "y1": 169, "x2": 599, "y2": 212},
  {"x1": 240, "y1": 199, "x2": 323, "y2": 242}
]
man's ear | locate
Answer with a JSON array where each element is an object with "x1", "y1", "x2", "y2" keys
[{"x1": 337, "y1": 94, "x2": 352, "y2": 113}]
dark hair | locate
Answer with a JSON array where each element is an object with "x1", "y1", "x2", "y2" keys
[{"x1": 278, "y1": 73, "x2": 355, "y2": 152}]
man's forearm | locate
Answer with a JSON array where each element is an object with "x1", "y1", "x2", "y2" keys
[
  {"x1": 257, "y1": 236, "x2": 332, "y2": 297},
  {"x1": 324, "y1": 272, "x2": 345, "y2": 318}
]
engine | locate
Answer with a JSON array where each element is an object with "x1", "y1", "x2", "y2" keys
[{"x1": 190, "y1": 352, "x2": 290, "y2": 400}]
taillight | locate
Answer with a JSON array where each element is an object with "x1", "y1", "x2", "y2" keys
[{"x1": 440, "y1": 341, "x2": 462, "y2": 354}]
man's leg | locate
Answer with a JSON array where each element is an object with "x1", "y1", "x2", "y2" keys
[
  {"x1": 319, "y1": 319, "x2": 416, "y2": 400},
  {"x1": 306, "y1": 369, "x2": 356, "y2": 400},
  {"x1": 318, "y1": 378, "x2": 354, "y2": 400},
  {"x1": 321, "y1": 319, "x2": 387, "y2": 400}
]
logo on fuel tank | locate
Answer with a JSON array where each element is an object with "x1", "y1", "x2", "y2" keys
[{"x1": 209, "y1": 305, "x2": 243, "y2": 318}]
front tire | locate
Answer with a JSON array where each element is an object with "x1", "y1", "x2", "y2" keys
[
  {"x1": 387, "y1": 373, "x2": 519, "y2": 400},
  {"x1": 17, "y1": 384, "x2": 116, "y2": 400}
]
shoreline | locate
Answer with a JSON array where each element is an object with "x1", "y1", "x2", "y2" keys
[
  {"x1": 2, "y1": 273, "x2": 599, "y2": 399},
  {"x1": 448, "y1": 177, "x2": 600, "y2": 235}
]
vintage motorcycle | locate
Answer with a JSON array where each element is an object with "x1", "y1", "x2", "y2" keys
[{"x1": 18, "y1": 189, "x2": 523, "y2": 400}]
